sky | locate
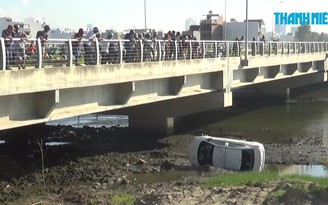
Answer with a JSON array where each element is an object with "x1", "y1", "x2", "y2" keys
[{"x1": 0, "y1": 0, "x2": 328, "y2": 33}]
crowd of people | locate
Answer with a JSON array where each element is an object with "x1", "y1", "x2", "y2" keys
[
  {"x1": 72, "y1": 27, "x2": 206, "y2": 66},
  {"x1": 2, "y1": 23, "x2": 278, "y2": 70},
  {"x1": 1, "y1": 24, "x2": 50, "y2": 70}
]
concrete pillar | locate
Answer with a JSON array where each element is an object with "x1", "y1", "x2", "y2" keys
[
  {"x1": 129, "y1": 115, "x2": 174, "y2": 135},
  {"x1": 125, "y1": 91, "x2": 231, "y2": 135}
]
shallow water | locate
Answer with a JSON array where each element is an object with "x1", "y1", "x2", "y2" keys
[
  {"x1": 46, "y1": 114, "x2": 128, "y2": 128},
  {"x1": 193, "y1": 100, "x2": 328, "y2": 145},
  {"x1": 265, "y1": 164, "x2": 328, "y2": 177}
]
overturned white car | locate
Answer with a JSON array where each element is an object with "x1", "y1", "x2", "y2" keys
[{"x1": 188, "y1": 135, "x2": 265, "y2": 171}]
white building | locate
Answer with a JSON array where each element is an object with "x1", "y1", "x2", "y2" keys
[
  {"x1": 24, "y1": 17, "x2": 45, "y2": 38},
  {"x1": 0, "y1": 17, "x2": 31, "y2": 36},
  {"x1": 223, "y1": 19, "x2": 266, "y2": 41},
  {"x1": 49, "y1": 28, "x2": 75, "y2": 39},
  {"x1": 185, "y1": 18, "x2": 198, "y2": 31},
  {"x1": 275, "y1": 24, "x2": 286, "y2": 35}
]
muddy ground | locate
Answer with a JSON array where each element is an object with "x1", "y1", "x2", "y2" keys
[
  {"x1": 0, "y1": 121, "x2": 328, "y2": 205},
  {"x1": 2, "y1": 84, "x2": 328, "y2": 205}
]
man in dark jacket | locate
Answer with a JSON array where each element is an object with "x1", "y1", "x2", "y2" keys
[{"x1": 1, "y1": 24, "x2": 14, "y2": 70}]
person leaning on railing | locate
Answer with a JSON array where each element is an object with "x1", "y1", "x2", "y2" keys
[
  {"x1": 251, "y1": 37, "x2": 256, "y2": 56},
  {"x1": 1, "y1": 24, "x2": 14, "y2": 70},
  {"x1": 73, "y1": 28, "x2": 84, "y2": 66},
  {"x1": 84, "y1": 27, "x2": 100, "y2": 65},
  {"x1": 13, "y1": 24, "x2": 27, "y2": 69},
  {"x1": 36, "y1": 25, "x2": 51, "y2": 67}
]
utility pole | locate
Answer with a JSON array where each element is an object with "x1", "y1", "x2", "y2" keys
[{"x1": 144, "y1": 0, "x2": 147, "y2": 30}]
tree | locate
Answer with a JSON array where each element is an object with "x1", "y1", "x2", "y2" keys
[
  {"x1": 310, "y1": 32, "x2": 320, "y2": 41},
  {"x1": 295, "y1": 25, "x2": 311, "y2": 41}
]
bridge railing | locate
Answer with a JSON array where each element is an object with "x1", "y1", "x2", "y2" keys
[{"x1": 0, "y1": 37, "x2": 327, "y2": 71}]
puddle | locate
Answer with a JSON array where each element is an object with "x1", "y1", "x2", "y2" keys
[
  {"x1": 128, "y1": 170, "x2": 200, "y2": 184},
  {"x1": 265, "y1": 164, "x2": 328, "y2": 177}
]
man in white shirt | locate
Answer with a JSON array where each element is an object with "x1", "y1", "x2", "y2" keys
[{"x1": 84, "y1": 27, "x2": 100, "y2": 65}]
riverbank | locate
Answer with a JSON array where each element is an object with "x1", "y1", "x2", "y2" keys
[{"x1": 1, "y1": 123, "x2": 328, "y2": 204}]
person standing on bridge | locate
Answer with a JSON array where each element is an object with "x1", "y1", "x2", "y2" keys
[
  {"x1": 84, "y1": 27, "x2": 100, "y2": 65},
  {"x1": 36, "y1": 25, "x2": 51, "y2": 67},
  {"x1": 251, "y1": 37, "x2": 256, "y2": 56},
  {"x1": 12, "y1": 24, "x2": 27, "y2": 69},
  {"x1": 73, "y1": 28, "x2": 84, "y2": 66},
  {"x1": 1, "y1": 25, "x2": 14, "y2": 70},
  {"x1": 239, "y1": 36, "x2": 244, "y2": 56},
  {"x1": 259, "y1": 36, "x2": 265, "y2": 56}
]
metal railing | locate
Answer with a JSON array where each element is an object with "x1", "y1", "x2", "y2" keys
[{"x1": 0, "y1": 37, "x2": 327, "y2": 71}]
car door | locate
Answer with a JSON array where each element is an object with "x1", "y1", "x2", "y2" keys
[
  {"x1": 212, "y1": 145, "x2": 225, "y2": 168},
  {"x1": 224, "y1": 147, "x2": 242, "y2": 170}
]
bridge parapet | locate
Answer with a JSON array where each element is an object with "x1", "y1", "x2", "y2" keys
[
  {"x1": 0, "y1": 37, "x2": 327, "y2": 71},
  {"x1": 0, "y1": 37, "x2": 328, "y2": 133}
]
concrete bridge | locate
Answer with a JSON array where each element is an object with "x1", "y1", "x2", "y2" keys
[{"x1": 1, "y1": 37, "x2": 327, "y2": 134}]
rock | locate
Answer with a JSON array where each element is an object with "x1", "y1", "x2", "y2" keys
[{"x1": 138, "y1": 159, "x2": 147, "y2": 164}]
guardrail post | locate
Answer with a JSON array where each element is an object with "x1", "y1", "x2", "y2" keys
[
  {"x1": 287, "y1": 43, "x2": 290, "y2": 54},
  {"x1": 189, "y1": 40, "x2": 192, "y2": 59},
  {"x1": 236, "y1": 41, "x2": 240, "y2": 57},
  {"x1": 214, "y1": 41, "x2": 218, "y2": 58},
  {"x1": 268, "y1": 42, "x2": 271, "y2": 55},
  {"x1": 67, "y1": 39, "x2": 73, "y2": 67},
  {"x1": 281, "y1": 42, "x2": 284, "y2": 55},
  {"x1": 118, "y1": 39, "x2": 123, "y2": 64},
  {"x1": 174, "y1": 40, "x2": 178, "y2": 60},
  {"x1": 36, "y1": 38, "x2": 43, "y2": 68},
  {"x1": 202, "y1": 41, "x2": 206, "y2": 58},
  {"x1": 0, "y1": 38, "x2": 5, "y2": 70},
  {"x1": 95, "y1": 39, "x2": 100, "y2": 65},
  {"x1": 139, "y1": 39, "x2": 143, "y2": 63},
  {"x1": 157, "y1": 40, "x2": 161, "y2": 61},
  {"x1": 293, "y1": 43, "x2": 296, "y2": 54},
  {"x1": 226, "y1": 41, "x2": 229, "y2": 58}
]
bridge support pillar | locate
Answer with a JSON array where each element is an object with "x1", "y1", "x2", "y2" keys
[
  {"x1": 129, "y1": 115, "x2": 174, "y2": 136},
  {"x1": 122, "y1": 91, "x2": 232, "y2": 135}
]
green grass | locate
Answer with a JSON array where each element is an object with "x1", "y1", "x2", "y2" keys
[
  {"x1": 204, "y1": 171, "x2": 328, "y2": 188},
  {"x1": 111, "y1": 193, "x2": 136, "y2": 205},
  {"x1": 204, "y1": 171, "x2": 279, "y2": 187}
]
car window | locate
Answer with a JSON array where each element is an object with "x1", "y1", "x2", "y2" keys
[
  {"x1": 207, "y1": 139, "x2": 225, "y2": 146},
  {"x1": 198, "y1": 141, "x2": 214, "y2": 165},
  {"x1": 241, "y1": 149, "x2": 254, "y2": 171},
  {"x1": 228, "y1": 142, "x2": 244, "y2": 147}
]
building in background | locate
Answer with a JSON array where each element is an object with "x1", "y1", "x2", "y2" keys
[
  {"x1": 199, "y1": 10, "x2": 224, "y2": 40},
  {"x1": 86, "y1": 24, "x2": 93, "y2": 32},
  {"x1": 0, "y1": 17, "x2": 31, "y2": 36},
  {"x1": 185, "y1": 18, "x2": 198, "y2": 31},
  {"x1": 223, "y1": 19, "x2": 265, "y2": 40},
  {"x1": 275, "y1": 24, "x2": 286, "y2": 36}
]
